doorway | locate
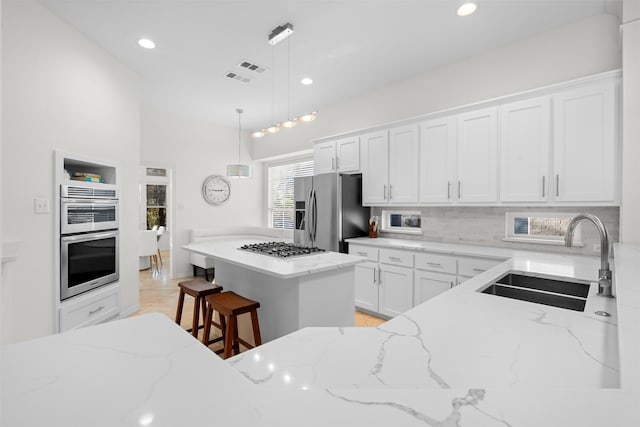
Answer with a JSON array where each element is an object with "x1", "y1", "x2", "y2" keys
[{"x1": 139, "y1": 165, "x2": 173, "y2": 279}]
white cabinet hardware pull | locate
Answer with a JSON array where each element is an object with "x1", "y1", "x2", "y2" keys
[
  {"x1": 389, "y1": 257, "x2": 402, "y2": 262},
  {"x1": 373, "y1": 267, "x2": 377, "y2": 284},
  {"x1": 427, "y1": 262, "x2": 442, "y2": 267},
  {"x1": 357, "y1": 252, "x2": 368, "y2": 257},
  {"x1": 556, "y1": 174, "x2": 560, "y2": 197},
  {"x1": 389, "y1": 185, "x2": 393, "y2": 200},
  {"x1": 450, "y1": 281, "x2": 454, "y2": 288},
  {"x1": 447, "y1": 181, "x2": 451, "y2": 199},
  {"x1": 383, "y1": 185, "x2": 387, "y2": 200},
  {"x1": 378, "y1": 266, "x2": 382, "y2": 285},
  {"x1": 458, "y1": 180, "x2": 461, "y2": 198},
  {"x1": 542, "y1": 176, "x2": 546, "y2": 197},
  {"x1": 88, "y1": 306, "x2": 105, "y2": 315},
  {"x1": 472, "y1": 268, "x2": 486, "y2": 273},
  {"x1": 335, "y1": 157, "x2": 339, "y2": 170},
  {"x1": 332, "y1": 157, "x2": 335, "y2": 171}
]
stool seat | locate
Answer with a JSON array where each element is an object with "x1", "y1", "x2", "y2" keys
[
  {"x1": 203, "y1": 291, "x2": 262, "y2": 359},
  {"x1": 175, "y1": 278, "x2": 222, "y2": 340}
]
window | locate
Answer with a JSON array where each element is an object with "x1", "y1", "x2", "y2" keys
[
  {"x1": 504, "y1": 212, "x2": 582, "y2": 246},
  {"x1": 267, "y1": 159, "x2": 314, "y2": 229},
  {"x1": 146, "y1": 184, "x2": 167, "y2": 229},
  {"x1": 380, "y1": 210, "x2": 423, "y2": 235}
]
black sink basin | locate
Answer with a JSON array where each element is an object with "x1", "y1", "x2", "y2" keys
[{"x1": 480, "y1": 273, "x2": 591, "y2": 312}]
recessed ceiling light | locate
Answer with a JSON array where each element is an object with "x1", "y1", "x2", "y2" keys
[
  {"x1": 301, "y1": 77, "x2": 313, "y2": 85},
  {"x1": 138, "y1": 38, "x2": 156, "y2": 49},
  {"x1": 457, "y1": 2, "x2": 477, "y2": 16}
]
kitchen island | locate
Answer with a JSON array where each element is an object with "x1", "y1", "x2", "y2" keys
[
  {"x1": 182, "y1": 239, "x2": 365, "y2": 342},
  {"x1": 2, "y1": 244, "x2": 640, "y2": 426}
]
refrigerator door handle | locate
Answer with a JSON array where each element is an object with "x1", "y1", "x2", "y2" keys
[
  {"x1": 307, "y1": 189, "x2": 314, "y2": 243},
  {"x1": 312, "y1": 189, "x2": 318, "y2": 243}
]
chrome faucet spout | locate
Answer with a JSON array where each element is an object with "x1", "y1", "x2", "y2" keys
[{"x1": 564, "y1": 213, "x2": 613, "y2": 297}]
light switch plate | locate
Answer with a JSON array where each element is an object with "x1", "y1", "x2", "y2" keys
[{"x1": 34, "y1": 197, "x2": 50, "y2": 214}]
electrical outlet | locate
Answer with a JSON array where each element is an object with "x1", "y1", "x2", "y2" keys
[
  {"x1": 592, "y1": 244, "x2": 601, "y2": 253},
  {"x1": 34, "y1": 197, "x2": 50, "y2": 214}
]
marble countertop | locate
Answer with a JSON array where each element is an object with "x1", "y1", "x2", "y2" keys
[
  {"x1": 3, "y1": 243, "x2": 640, "y2": 426},
  {"x1": 182, "y1": 239, "x2": 365, "y2": 278}
]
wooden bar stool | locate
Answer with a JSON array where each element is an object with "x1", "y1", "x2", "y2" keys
[
  {"x1": 203, "y1": 291, "x2": 262, "y2": 359},
  {"x1": 175, "y1": 278, "x2": 223, "y2": 340}
]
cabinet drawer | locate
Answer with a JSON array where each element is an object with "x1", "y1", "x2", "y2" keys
[
  {"x1": 59, "y1": 290, "x2": 119, "y2": 331},
  {"x1": 414, "y1": 252, "x2": 457, "y2": 275},
  {"x1": 380, "y1": 249, "x2": 414, "y2": 267},
  {"x1": 349, "y1": 244, "x2": 379, "y2": 262},
  {"x1": 458, "y1": 257, "x2": 503, "y2": 278}
]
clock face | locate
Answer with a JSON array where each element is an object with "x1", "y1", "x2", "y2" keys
[{"x1": 202, "y1": 175, "x2": 231, "y2": 206}]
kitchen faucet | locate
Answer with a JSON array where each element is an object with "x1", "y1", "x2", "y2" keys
[{"x1": 564, "y1": 213, "x2": 613, "y2": 298}]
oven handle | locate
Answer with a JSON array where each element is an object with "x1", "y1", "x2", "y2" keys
[{"x1": 61, "y1": 230, "x2": 119, "y2": 242}]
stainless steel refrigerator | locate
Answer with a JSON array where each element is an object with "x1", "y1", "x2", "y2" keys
[{"x1": 294, "y1": 173, "x2": 370, "y2": 253}]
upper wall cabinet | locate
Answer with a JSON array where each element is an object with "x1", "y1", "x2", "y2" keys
[
  {"x1": 388, "y1": 124, "x2": 420, "y2": 203},
  {"x1": 553, "y1": 82, "x2": 617, "y2": 202},
  {"x1": 361, "y1": 130, "x2": 390, "y2": 204},
  {"x1": 456, "y1": 108, "x2": 498, "y2": 203},
  {"x1": 499, "y1": 97, "x2": 551, "y2": 202},
  {"x1": 419, "y1": 117, "x2": 456, "y2": 203},
  {"x1": 313, "y1": 136, "x2": 361, "y2": 175}
]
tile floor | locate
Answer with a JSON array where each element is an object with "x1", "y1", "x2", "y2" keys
[{"x1": 132, "y1": 251, "x2": 386, "y2": 355}]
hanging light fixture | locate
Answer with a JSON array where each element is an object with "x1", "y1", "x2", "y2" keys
[
  {"x1": 226, "y1": 108, "x2": 252, "y2": 178},
  {"x1": 252, "y1": 22, "x2": 318, "y2": 138}
]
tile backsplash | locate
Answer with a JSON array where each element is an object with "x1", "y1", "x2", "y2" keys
[{"x1": 371, "y1": 206, "x2": 619, "y2": 256}]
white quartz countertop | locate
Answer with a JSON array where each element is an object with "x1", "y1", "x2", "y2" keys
[
  {"x1": 3, "y1": 242, "x2": 640, "y2": 426},
  {"x1": 183, "y1": 239, "x2": 365, "y2": 278}
]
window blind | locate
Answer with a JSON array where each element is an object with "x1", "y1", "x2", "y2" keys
[{"x1": 268, "y1": 160, "x2": 314, "y2": 229}]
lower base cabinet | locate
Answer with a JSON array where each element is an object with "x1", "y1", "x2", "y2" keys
[
  {"x1": 354, "y1": 261, "x2": 379, "y2": 312},
  {"x1": 414, "y1": 270, "x2": 456, "y2": 306},
  {"x1": 378, "y1": 264, "x2": 414, "y2": 317}
]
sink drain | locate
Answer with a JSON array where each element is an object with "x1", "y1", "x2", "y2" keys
[{"x1": 594, "y1": 311, "x2": 611, "y2": 317}]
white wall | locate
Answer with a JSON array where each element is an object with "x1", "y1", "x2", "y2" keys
[
  {"x1": 252, "y1": 13, "x2": 621, "y2": 160},
  {"x1": 621, "y1": 1, "x2": 640, "y2": 243},
  {"x1": 141, "y1": 108, "x2": 264, "y2": 278},
  {"x1": 1, "y1": 0, "x2": 140, "y2": 343}
]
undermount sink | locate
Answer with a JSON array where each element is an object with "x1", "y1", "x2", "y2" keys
[{"x1": 480, "y1": 273, "x2": 591, "y2": 312}]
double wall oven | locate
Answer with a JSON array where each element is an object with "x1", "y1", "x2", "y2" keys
[{"x1": 60, "y1": 184, "x2": 119, "y2": 301}]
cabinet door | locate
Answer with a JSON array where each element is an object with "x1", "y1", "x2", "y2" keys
[
  {"x1": 419, "y1": 117, "x2": 456, "y2": 203},
  {"x1": 314, "y1": 141, "x2": 337, "y2": 175},
  {"x1": 553, "y1": 82, "x2": 617, "y2": 202},
  {"x1": 354, "y1": 261, "x2": 379, "y2": 312},
  {"x1": 456, "y1": 108, "x2": 498, "y2": 202},
  {"x1": 388, "y1": 124, "x2": 419, "y2": 203},
  {"x1": 361, "y1": 130, "x2": 390, "y2": 205},
  {"x1": 337, "y1": 136, "x2": 360, "y2": 173},
  {"x1": 500, "y1": 97, "x2": 550, "y2": 202},
  {"x1": 414, "y1": 270, "x2": 455, "y2": 306},
  {"x1": 378, "y1": 264, "x2": 413, "y2": 317}
]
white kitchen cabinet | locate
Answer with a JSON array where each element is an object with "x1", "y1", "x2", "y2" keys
[
  {"x1": 457, "y1": 256, "x2": 503, "y2": 284},
  {"x1": 456, "y1": 108, "x2": 498, "y2": 202},
  {"x1": 414, "y1": 270, "x2": 455, "y2": 306},
  {"x1": 553, "y1": 81, "x2": 617, "y2": 202},
  {"x1": 419, "y1": 117, "x2": 456, "y2": 203},
  {"x1": 313, "y1": 136, "x2": 361, "y2": 175},
  {"x1": 361, "y1": 130, "x2": 390, "y2": 204},
  {"x1": 313, "y1": 141, "x2": 336, "y2": 175},
  {"x1": 354, "y1": 261, "x2": 379, "y2": 312},
  {"x1": 500, "y1": 97, "x2": 550, "y2": 202},
  {"x1": 378, "y1": 264, "x2": 414, "y2": 317},
  {"x1": 58, "y1": 284, "x2": 119, "y2": 331},
  {"x1": 388, "y1": 124, "x2": 420, "y2": 203}
]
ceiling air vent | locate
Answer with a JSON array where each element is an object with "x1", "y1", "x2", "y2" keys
[
  {"x1": 238, "y1": 60, "x2": 268, "y2": 74},
  {"x1": 224, "y1": 71, "x2": 252, "y2": 84}
]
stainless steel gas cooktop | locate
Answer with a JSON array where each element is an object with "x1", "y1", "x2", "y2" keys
[{"x1": 238, "y1": 242, "x2": 325, "y2": 258}]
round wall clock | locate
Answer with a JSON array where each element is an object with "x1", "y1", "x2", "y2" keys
[{"x1": 202, "y1": 174, "x2": 231, "y2": 206}]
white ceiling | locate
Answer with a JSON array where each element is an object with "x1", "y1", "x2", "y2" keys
[{"x1": 38, "y1": 0, "x2": 610, "y2": 131}]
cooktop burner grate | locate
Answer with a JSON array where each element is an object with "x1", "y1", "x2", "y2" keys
[{"x1": 238, "y1": 242, "x2": 325, "y2": 258}]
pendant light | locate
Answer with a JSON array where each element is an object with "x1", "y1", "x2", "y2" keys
[{"x1": 226, "y1": 108, "x2": 252, "y2": 178}]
